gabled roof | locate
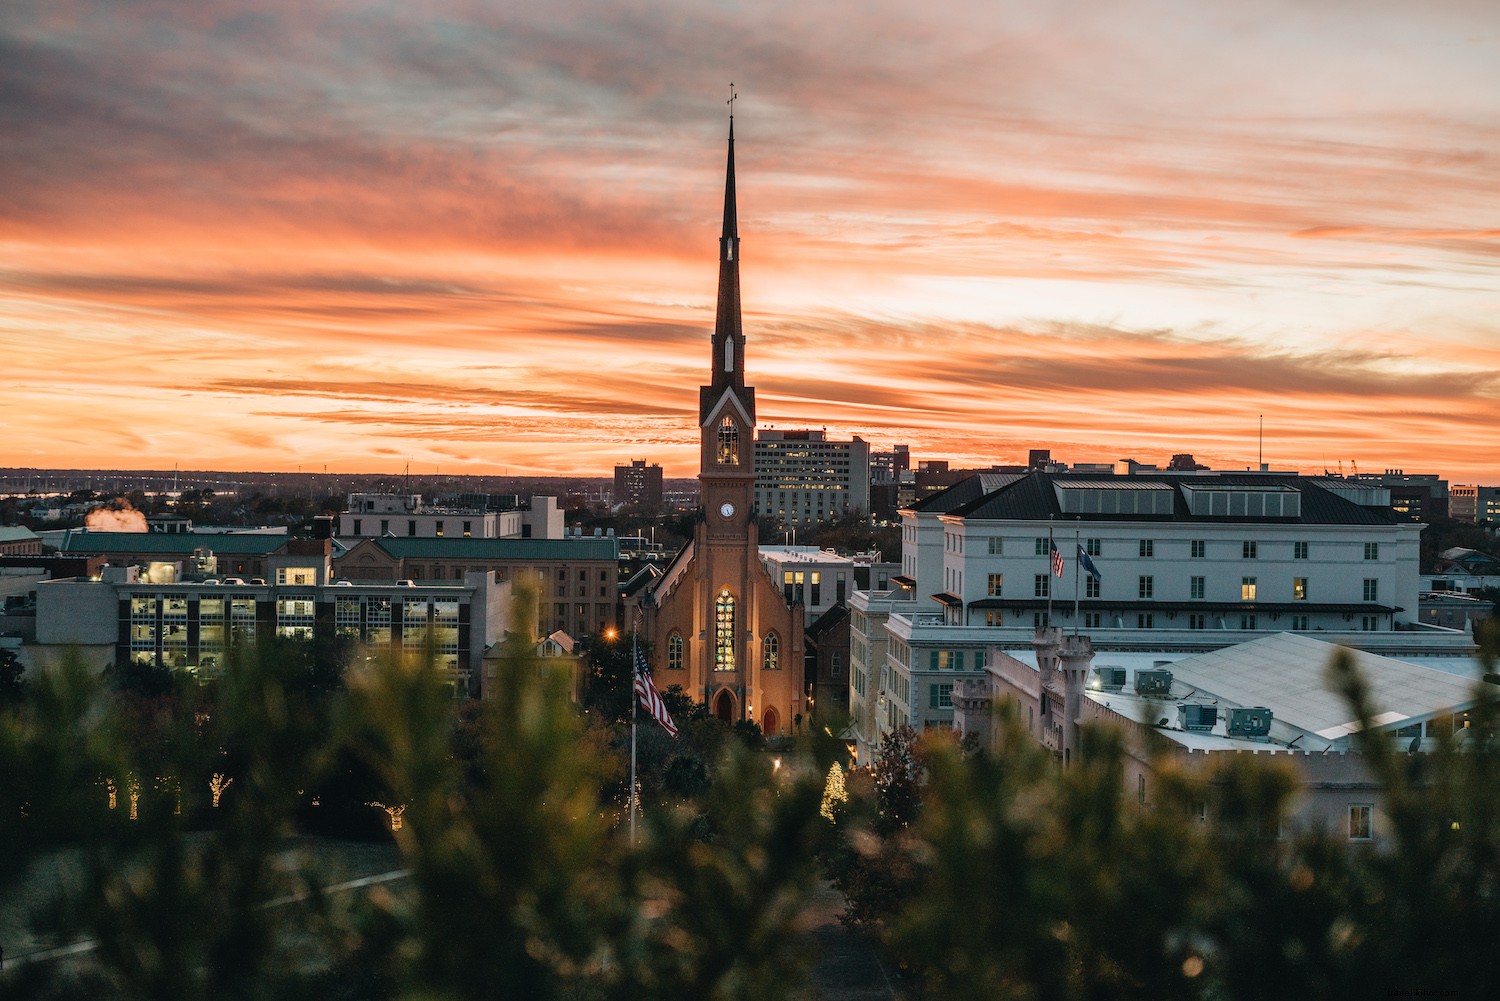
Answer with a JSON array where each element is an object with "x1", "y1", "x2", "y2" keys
[
  {"x1": 908, "y1": 473, "x2": 1023, "y2": 514},
  {"x1": 806, "y1": 601, "x2": 850, "y2": 639},
  {"x1": 0, "y1": 526, "x2": 41, "y2": 543},
  {"x1": 621, "y1": 562, "x2": 663, "y2": 598}
]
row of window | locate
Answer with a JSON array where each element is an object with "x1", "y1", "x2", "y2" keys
[
  {"x1": 974, "y1": 537, "x2": 1384, "y2": 561},
  {"x1": 1023, "y1": 575, "x2": 1380, "y2": 601},
  {"x1": 1008, "y1": 610, "x2": 1381, "y2": 631},
  {"x1": 350, "y1": 519, "x2": 478, "y2": 537},
  {"x1": 662, "y1": 621, "x2": 784, "y2": 672}
]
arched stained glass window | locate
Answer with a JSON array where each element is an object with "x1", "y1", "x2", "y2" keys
[
  {"x1": 714, "y1": 589, "x2": 736, "y2": 671},
  {"x1": 667, "y1": 631, "x2": 684, "y2": 670},
  {"x1": 763, "y1": 631, "x2": 780, "y2": 670},
  {"x1": 717, "y1": 416, "x2": 739, "y2": 465}
]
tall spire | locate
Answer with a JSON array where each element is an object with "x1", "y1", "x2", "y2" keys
[
  {"x1": 707, "y1": 84, "x2": 746, "y2": 406},
  {"x1": 721, "y1": 99, "x2": 738, "y2": 257}
]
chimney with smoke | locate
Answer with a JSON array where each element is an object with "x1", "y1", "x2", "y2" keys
[{"x1": 85, "y1": 499, "x2": 149, "y2": 533}]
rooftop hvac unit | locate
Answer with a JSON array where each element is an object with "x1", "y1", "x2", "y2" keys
[
  {"x1": 1227, "y1": 707, "x2": 1274, "y2": 739},
  {"x1": 1178, "y1": 703, "x2": 1218, "y2": 732},
  {"x1": 1135, "y1": 669, "x2": 1173, "y2": 697},
  {"x1": 1092, "y1": 666, "x2": 1126, "y2": 692}
]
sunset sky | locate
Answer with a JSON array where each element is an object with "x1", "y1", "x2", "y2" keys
[{"x1": 3, "y1": 0, "x2": 1498, "y2": 481}]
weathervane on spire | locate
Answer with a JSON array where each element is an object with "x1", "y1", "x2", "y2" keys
[{"x1": 727, "y1": 82, "x2": 737, "y2": 119}]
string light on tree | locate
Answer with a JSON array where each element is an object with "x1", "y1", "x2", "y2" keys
[
  {"x1": 369, "y1": 801, "x2": 407, "y2": 831},
  {"x1": 209, "y1": 773, "x2": 233, "y2": 808},
  {"x1": 820, "y1": 762, "x2": 848, "y2": 822}
]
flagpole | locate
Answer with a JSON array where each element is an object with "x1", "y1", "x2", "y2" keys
[
  {"x1": 1046, "y1": 526, "x2": 1055, "y2": 631},
  {"x1": 630, "y1": 620, "x2": 639, "y2": 846},
  {"x1": 1073, "y1": 525, "x2": 1081, "y2": 634}
]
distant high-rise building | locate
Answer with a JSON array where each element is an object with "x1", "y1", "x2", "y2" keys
[
  {"x1": 869, "y1": 445, "x2": 912, "y2": 521},
  {"x1": 613, "y1": 459, "x2": 664, "y2": 508},
  {"x1": 1450, "y1": 484, "x2": 1500, "y2": 524},
  {"x1": 869, "y1": 444, "x2": 911, "y2": 485},
  {"x1": 1349, "y1": 470, "x2": 1448, "y2": 520},
  {"x1": 753, "y1": 430, "x2": 871, "y2": 527}
]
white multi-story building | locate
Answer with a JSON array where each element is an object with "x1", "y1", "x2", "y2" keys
[
  {"x1": 753, "y1": 430, "x2": 871, "y2": 528},
  {"x1": 849, "y1": 470, "x2": 1444, "y2": 762},
  {"x1": 338, "y1": 494, "x2": 563, "y2": 541},
  {"x1": 757, "y1": 546, "x2": 898, "y2": 626}
]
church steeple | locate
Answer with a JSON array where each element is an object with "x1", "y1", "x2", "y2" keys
[{"x1": 703, "y1": 93, "x2": 750, "y2": 418}]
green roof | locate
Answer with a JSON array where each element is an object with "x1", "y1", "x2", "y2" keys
[
  {"x1": 60, "y1": 530, "x2": 289, "y2": 555},
  {"x1": 371, "y1": 537, "x2": 619, "y2": 561}
]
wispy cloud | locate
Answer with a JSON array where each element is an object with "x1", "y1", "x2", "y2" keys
[{"x1": 2, "y1": 0, "x2": 1497, "y2": 478}]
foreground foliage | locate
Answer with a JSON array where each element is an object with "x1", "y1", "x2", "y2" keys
[{"x1": 3, "y1": 619, "x2": 1499, "y2": 999}]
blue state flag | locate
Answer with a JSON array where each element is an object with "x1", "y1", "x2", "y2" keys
[{"x1": 1077, "y1": 544, "x2": 1102, "y2": 582}]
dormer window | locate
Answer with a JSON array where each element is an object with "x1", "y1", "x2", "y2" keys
[{"x1": 717, "y1": 416, "x2": 739, "y2": 465}]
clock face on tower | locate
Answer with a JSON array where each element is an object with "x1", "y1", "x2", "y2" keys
[{"x1": 719, "y1": 502, "x2": 736, "y2": 519}]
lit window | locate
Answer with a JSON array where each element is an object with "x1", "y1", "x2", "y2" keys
[
  {"x1": 1349, "y1": 804, "x2": 1373, "y2": 840},
  {"x1": 987, "y1": 573, "x2": 1003, "y2": 596},
  {"x1": 1241, "y1": 577, "x2": 1257, "y2": 601},
  {"x1": 714, "y1": 589, "x2": 736, "y2": 671},
  {"x1": 1293, "y1": 577, "x2": 1308, "y2": 601},
  {"x1": 667, "y1": 632, "x2": 684, "y2": 670},
  {"x1": 763, "y1": 632, "x2": 780, "y2": 670},
  {"x1": 717, "y1": 417, "x2": 739, "y2": 465}
]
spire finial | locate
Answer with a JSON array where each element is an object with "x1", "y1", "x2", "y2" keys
[{"x1": 727, "y1": 82, "x2": 736, "y2": 119}]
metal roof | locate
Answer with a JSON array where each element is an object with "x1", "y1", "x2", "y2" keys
[
  {"x1": 943, "y1": 472, "x2": 1402, "y2": 525},
  {"x1": 1162, "y1": 632, "x2": 1479, "y2": 739},
  {"x1": 60, "y1": 530, "x2": 288, "y2": 555}
]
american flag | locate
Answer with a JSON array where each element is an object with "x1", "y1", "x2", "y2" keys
[
  {"x1": 634, "y1": 647, "x2": 678, "y2": 737},
  {"x1": 1050, "y1": 541, "x2": 1065, "y2": 578}
]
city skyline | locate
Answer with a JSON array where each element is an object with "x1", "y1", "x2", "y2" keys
[{"x1": 3, "y1": 1, "x2": 1498, "y2": 481}]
